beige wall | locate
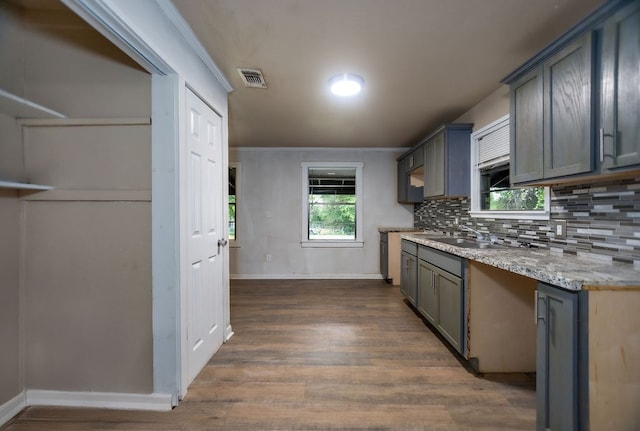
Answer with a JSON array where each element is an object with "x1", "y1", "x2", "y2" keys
[
  {"x1": 23, "y1": 201, "x2": 152, "y2": 392},
  {"x1": 21, "y1": 122, "x2": 152, "y2": 392},
  {"x1": 0, "y1": 3, "x2": 28, "y2": 406},
  {"x1": 0, "y1": 1, "x2": 152, "y2": 402},
  {"x1": 454, "y1": 85, "x2": 510, "y2": 131},
  {"x1": 0, "y1": 190, "x2": 21, "y2": 403}
]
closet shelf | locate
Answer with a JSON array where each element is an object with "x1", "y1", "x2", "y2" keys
[
  {"x1": 0, "y1": 181, "x2": 54, "y2": 191},
  {"x1": 0, "y1": 88, "x2": 66, "y2": 119}
]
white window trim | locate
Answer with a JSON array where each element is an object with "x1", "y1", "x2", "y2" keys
[
  {"x1": 301, "y1": 161, "x2": 364, "y2": 248},
  {"x1": 229, "y1": 162, "x2": 240, "y2": 247},
  {"x1": 470, "y1": 115, "x2": 550, "y2": 221}
]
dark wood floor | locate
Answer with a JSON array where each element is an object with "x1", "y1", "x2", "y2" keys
[{"x1": 4, "y1": 279, "x2": 535, "y2": 430}]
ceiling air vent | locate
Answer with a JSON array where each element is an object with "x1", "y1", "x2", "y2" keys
[{"x1": 237, "y1": 68, "x2": 267, "y2": 88}]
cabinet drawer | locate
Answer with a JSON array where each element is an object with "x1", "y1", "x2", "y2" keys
[
  {"x1": 401, "y1": 239, "x2": 418, "y2": 256},
  {"x1": 418, "y1": 245, "x2": 464, "y2": 277}
]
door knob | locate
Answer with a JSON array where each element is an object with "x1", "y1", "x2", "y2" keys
[{"x1": 218, "y1": 238, "x2": 228, "y2": 247}]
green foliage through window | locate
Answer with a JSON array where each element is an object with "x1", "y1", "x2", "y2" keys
[
  {"x1": 229, "y1": 166, "x2": 236, "y2": 240},
  {"x1": 228, "y1": 194, "x2": 236, "y2": 240},
  {"x1": 480, "y1": 164, "x2": 544, "y2": 211},
  {"x1": 307, "y1": 167, "x2": 357, "y2": 240},
  {"x1": 488, "y1": 187, "x2": 545, "y2": 211},
  {"x1": 309, "y1": 195, "x2": 356, "y2": 239}
]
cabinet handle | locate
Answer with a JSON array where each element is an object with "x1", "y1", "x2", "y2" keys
[{"x1": 535, "y1": 290, "x2": 546, "y2": 325}]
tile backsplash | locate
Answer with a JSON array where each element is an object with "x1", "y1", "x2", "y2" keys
[{"x1": 414, "y1": 176, "x2": 640, "y2": 266}]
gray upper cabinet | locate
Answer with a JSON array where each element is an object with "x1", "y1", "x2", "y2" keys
[
  {"x1": 510, "y1": 68, "x2": 544, "y2": 183},
  {"x1": 504, "y1": 0, "x2": 638, "y2": 185},
  {"x1": 423, "y1": 124, "x2": 473, "y2": 198},
  {"x1": 543, "y1": 33, "x2": 593, "y2": 179},
  {"x1": 509, "y1": 34, "x2": 593, "y2": 184},
  {"x1": 397, "y1": 147, "x2": 424, "y2": 204},
  {"x1": 600, "y1": 2, "x2": 640, "y2": 172},
  {"x1": 397, "y1": 157, "x2": 409, "y2": 203},
  {"x1": 424, "y1": 132, "x2": 444, "y2": 197},
  {"x1": 397, "y1": 123, "x2": 471, "y2": 202}
]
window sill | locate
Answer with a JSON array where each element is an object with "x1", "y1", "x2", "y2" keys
[
  {"x1": 301, "y1": 240, "x2": 364, "y2": 248},
  {"x1": 469, "y1": 210, "x2": 550, "y2": 221}
]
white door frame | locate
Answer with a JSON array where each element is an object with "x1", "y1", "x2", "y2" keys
[{"x1": 61, "y1": 0, "x2": 233, "y2": 404}]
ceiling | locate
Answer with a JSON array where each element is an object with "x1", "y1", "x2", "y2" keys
[
  {"x1": 173, "y1": 0, "x2": 605, "y2": 149},
  {"x1": 172, "y1": 0, "x2": 605, "y2": 149}
]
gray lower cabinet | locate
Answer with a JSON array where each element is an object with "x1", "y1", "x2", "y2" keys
[
  {"x1": 536, "y1": 282, "x2": 581, "y2": 431},
  {"x1": 417, "y1": 260, "x2": 437, "y2": 324},
  {"x1": 380, "y1": 232, "x2": 389, "y2": 281},
  {"x1": 399, "y1": 240, "x2": 418, "y2": 306},
  {"x1": 600, "y1": 1, "x2": 640, "y2": 172},
  {"x1": 417, "y1": 245, "x2": 465, "y2": 354}
]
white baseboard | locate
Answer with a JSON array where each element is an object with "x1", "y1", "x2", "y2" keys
[
  {"x1": 231, "y1": 273, "x2": 384, "y2": 280},
  {"x1": 0, "y1": 392, "x2": 27, "y2": 427},
  {"x1": 26, "y1": 390, "x2": 173, "y2": 412}
]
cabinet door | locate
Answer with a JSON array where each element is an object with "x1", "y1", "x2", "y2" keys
[
  {"x1": 601, "y1": 3, "x2": 640, "y2": 171},
  {"x1": 397, "y1": 158, "x2": 408, "y2": 202},
  {"x1": 424, "y1": 133, "x2": 444, "y2": 197},
  {"x1": 436, "y1": 270, "x2": 463, "y2": 354},
  {"x1": 380, "y1": 234, "x2": 389, "y2": 280},
  {"x1": 417, "y1": 260, "x2": 438, "y2": 325},
  {"x1": 510, "y1": 67, "x2": 544, "y2": 184},
  {"x1": 536, "y1": 284, "x2": 578, "y2": 431},
  {"x1": 543, "y1": 33, "x2": 593, "y2": 179},
  {"x1": 400, "y1": 252, "x2": 417, "y2": 306}
]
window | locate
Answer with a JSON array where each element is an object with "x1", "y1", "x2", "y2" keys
[
  {"x1": 228, "y1": 164, "x2": 239, "y2": 245},
  {"x1": 301, "y1": 162, "x2": 363, "y2": 247},
  {"x1": 470, "y1": 115, "x2": 549, "y2": 219}
]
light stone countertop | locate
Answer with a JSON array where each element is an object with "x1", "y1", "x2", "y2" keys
[
  {"x1": 378, "y1": 227, "x2": 420, "y2": 233},
  {"x1": 401, "y1": 232, "x2": 640, "y2": 291}
]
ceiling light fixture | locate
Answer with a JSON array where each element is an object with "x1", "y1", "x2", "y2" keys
[{"x1": 329, "y1": 73, "x2": 364, "y2": 97}]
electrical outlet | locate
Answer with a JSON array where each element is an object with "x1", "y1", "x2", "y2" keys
[
  {"x1": 265, "y1": 254, "x2": 272, "y2": 262},
  {"x1": 552, "y1": 220, "x2": 567, "y2": 240}
]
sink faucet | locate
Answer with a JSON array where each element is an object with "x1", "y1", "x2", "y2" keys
[{"x1": 460, "y1": 225, "x2": 490, "y2": 241}]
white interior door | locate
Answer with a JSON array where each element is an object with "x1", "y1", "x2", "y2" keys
[{"x1": 185, "y1": 88, "x2": 225, "y2": 384}]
